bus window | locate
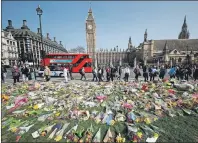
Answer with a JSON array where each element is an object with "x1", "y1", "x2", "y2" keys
[
  {"x1": 57, "y1": 56, "x2": 62, "y2": 59},
  {"x1": 83, "y1": 63, "x2": 88, "y2": 67},
  {"x1": 88, "y1": 63, "x2": 92, "y2": 67},
  {"x1": 62, "y1": 56, "x2": 68, "y2": 58},
  {"x1": 50, "y1": 66, "x2": 55, "y2": 71}
]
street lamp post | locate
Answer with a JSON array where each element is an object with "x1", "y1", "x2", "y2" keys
[{"x1": 36, "y1": 5, "x2": 45, "y2": 67}]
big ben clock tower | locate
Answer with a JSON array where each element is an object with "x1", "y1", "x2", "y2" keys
[{"x1": 86, "y1": 6, "x2": 96, "y2": 65}]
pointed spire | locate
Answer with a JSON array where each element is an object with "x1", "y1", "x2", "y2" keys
[
  {"x1": 182, "y1": 15, "x2": 187, "y2": 28},
  {"x1": 87, "y1": 2, "x2": 94, "y2": 21},
  {"x1": 163, "y1": 41, "x2": 168, "y2": 54},
  {"x1": 89, "y1": 1, "x2": 92, "y2": 13},
  {"x1": 184, "y1": 15, "x2": 186, "y2": 23},
  {"x1": 129, "y1": 37, "x2": 132, "y2": 44},
  {"x1": 178, "y1": 15, "x2": 189, "y2": 39},
  {"x1": 144, "y1": 29, "x2": 147, "y2": 42}
]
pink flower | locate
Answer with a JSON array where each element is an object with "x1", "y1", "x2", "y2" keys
[
  {"x1": 96, "y1": 96, "x2": 107, "y2": 102},
  {"x1": 122, "y1": 103, "x2": 133, "y2": 109},
  {"x1": 192, "y1": 94, "x2": 198, "y2": 99}
]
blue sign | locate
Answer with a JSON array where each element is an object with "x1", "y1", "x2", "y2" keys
[{"x1": 50, "y1": 59, "x2": 72, "y2": 63}]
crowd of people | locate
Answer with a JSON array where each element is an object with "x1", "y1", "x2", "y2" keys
[
  {"x1": 2, "y1": 62, "x2": 198, "y2": 85},
  {"x1": 84, "y1": 65, "x2": 131, "y2": 82},
  {"x1": 139, "y1": 65, "x2": 198, "y2": 82}
]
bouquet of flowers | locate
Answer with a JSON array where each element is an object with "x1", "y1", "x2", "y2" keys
[
  {"x1": 103, "y1": 127, "x2": 115, "y2": 142},
  {"x1": 92, "y1": 128, "x2": 101, "y2": 142},
  {"x1": 54, "y1": 123, "x2": 70, "y2": 142}
]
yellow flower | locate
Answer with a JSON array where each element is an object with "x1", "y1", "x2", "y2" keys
[
  {"x1": 33, "y1": 104, "x2": 39, "y2": 110},
  {"x1": 54, "y1": 135, "x2": 62, "y2": 142},
  {"x1": 154, "y1": 133, "x2": 159, "y2": 138},
  {"x1": 154, "y1": 117, "x2": 158, "y2": 121},
  {"x1": 137, "y1": 131, "x2": 143, "y2": 138},
  {"x1": 144, "y1": 117, "x2": 151, "y2": 124},
  {"x1": 11, "y1": 127, "x2": 18, "y2": 132},
  {"x1": 135, "y1": 118, "x2": 140, "y2": 123},
  {"x1": 116, "y1": 134, "x2": 125, "y2": 143},
  {"x1": 95, "y1": 119, "x2": 100, "y2": 124},
  {"x1": 167, "y1": 83, "x2": 171, "y2": 86},
  {"x1": 55, "y1": 112, "x2": 60, "y2": 117},
  {"x1": 110, "y1": 120, "x2": 115, "y2": 126}
]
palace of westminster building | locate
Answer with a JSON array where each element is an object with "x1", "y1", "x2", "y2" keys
[{"x1": 85, "y1": 7, "x2": 198, "y2": 66}]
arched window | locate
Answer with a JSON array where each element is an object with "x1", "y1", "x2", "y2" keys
[{"x1": 174, "y1": 50, "x2": 177, "y2": 54}]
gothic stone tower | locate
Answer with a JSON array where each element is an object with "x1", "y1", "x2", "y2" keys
[
  {"x1": 86, "y1": 7, "x2": 96, "y2": 64},
  {"x1": 178, "y1": 16, "x2": 190, "y2": 39}
]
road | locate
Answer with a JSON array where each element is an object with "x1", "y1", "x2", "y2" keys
[{"x1": 3, "y1": 68, "x2": 170, "y2": 84}]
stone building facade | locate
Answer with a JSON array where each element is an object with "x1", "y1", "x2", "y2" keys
[
  {"x1": 85, "y1": 7, "x2": 130, "y2": 67},
  {"x1": 1, "y1": 30, "x2": 18, "y2": 66},
  {"x1": 140, "y1": 16, "x2": 198, "y2": 66},
  {"x1": 4, "y1": 20, "x2": 67, "y2": 66}
]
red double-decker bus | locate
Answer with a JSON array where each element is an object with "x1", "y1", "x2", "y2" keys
[{"x1": 41, "y1": 53, "x2": 92, "y2": 73}]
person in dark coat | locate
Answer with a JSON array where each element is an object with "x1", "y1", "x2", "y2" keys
[
  {"x1": 180, "y1": 66, "x2": 185, "y2": 80},
  {"x1": 1, "y1": 63, "x2": 7, "y2": 83},
  {"x1": 193, "y1": 66, "x2": 198, "y2": 81},
  {"x1": 106, "y1": 66, "x2": 110, "y2": 82},
  {"x1": 117, "y1": 66, "x2": 122, "y2": 80},
  {"x1": 92, "y1": 67, "x2": 98, "y2": 82},
  {"x1": 21, "y1": 65, "x2": 29, "y2": 82},
  {"x1": 148, "y1": 66, "x2": 153, "y2": 81},
  {"x1": 159, "y1": 65, "x2": 166, "y2": 80},
  {"x1": 175, "y1": 66, "x2": 180, "y2": 80},
  {"x1": 69, "y1": 64, "x2": 74, "y2": 80},
  {"x1": 110, "y1": 66, "x2": 116, "y2": 82},
  {"x1": 194, "y1": 67, "x2": 198, "y2": 81},
  {"x1": 101, "y1": 67, "x2": 104, "y2": 80},
  {"x1": 12, "y1": 65, "x2": 20, "y2": 84},
  {"x1": 143, "y1": 65, "x2": 148, "y2": 82},
  {"x1": 98, "y1": 67, "x2": 103, "y2": 82}
]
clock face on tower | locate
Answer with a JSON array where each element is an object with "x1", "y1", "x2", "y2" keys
[{"x1": 88, "y1": 25, "x2": 92, "y2": 30}]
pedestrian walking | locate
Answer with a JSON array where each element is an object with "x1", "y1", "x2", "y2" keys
[
  {"x1": 187, "y1": 66, "x2": 193, "y2": 79},
  {"x1": 106, "y1": 66, "x2": 111, "y2": 82},
  {"x1": 101, "y1": 67, "x2": 104, "y2": 80},
  {"x1": 168, "y1": 66, "x2": 176, "y2": 79},
  {"x1": 98, "y1": 67, "x2": 103, "y2": 82},
  {"x1": 149, "y1": 66, "x2": 153, "y2": 81},
  {"x1": 159, "y1": 65, "x2": 166, "y2": 80},
  {"x1": 143, "y1": 65, "x2": 148, "y2": 82},
  {"x1": 29, "y1": 66, "x2": 35, "y2": 81},
  {"x1": 180, "y1": 66, "x2": 185, "y2": 80},
  {"x1": 12, "y1": 65, "x2": 20, "y2": 84},
  {"x1": 63, "y1": 66, "x2": 68, "y2": 83},
  {"x1": 44, "y1": 66, "x2": 51, "y2": 82},
  {"x1": 175, "y1": 66, "x2": 180, "y2": 80},
  {"x1": 193, "y1": 66, "x2": 198, "y2": 81},
  {"x1": 124, "y1": 66, "x2": 130, "y2": 82},
  {"x1": 80, "y1": 67, "x2": 86, "y2": 80},
  {"x1": 92, "y1": 67, "x2": 98, "y2": 82},
  {"x1": 117, "y1": 66, "x2": 122, "y2": 80},
  {"x1": 1, "y1": 63, "x2": 7, "y2": 83},
  {"x1": 110, "y1": 66, "x2": 116, "y2": 82},
  {"x1": 134, "y1": 65, "x2": 141, "y2": 81}
]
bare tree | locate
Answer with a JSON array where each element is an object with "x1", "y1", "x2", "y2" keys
[{"x1": 69, "y1": 46, "x2": 86, "y2": 53}]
